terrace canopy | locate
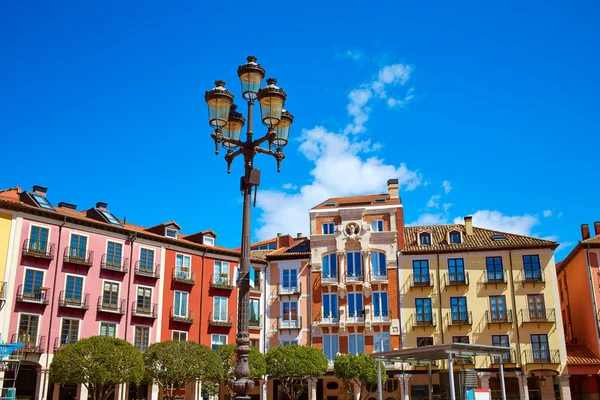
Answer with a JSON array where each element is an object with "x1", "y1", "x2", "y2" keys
[{"x1": 371, "y1": 343, "x2": 512, "y2": 400}]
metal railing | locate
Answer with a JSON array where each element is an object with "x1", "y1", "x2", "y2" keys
[
  {"x1": 410, "y1": 273, "x2": 433, "y2": 288},
  {"x1": 448, "y1": 311, "x2": 473, "y2": 326},
  {"x1": 485, "y1": 310, "x2": 514, "y2": 324},
  {"x1": 317, "y1": 312, "x2": 339, "y2": 324},
  {"x1": 54, "y1": 337, "x2": 77, "y2": 353},
  {"x1": 410, "y1": 312, "x2": 436, "y2": 329},
  {"x1": 249, "y1": 313, "x2": 262, "y2": 328},
  {"x1": 101, "y1": 254, "x2": 128, "y2": 273},
  {"x1": 64, "y1": 246, "x2": 93, "y2": 267},
  {"x1": 170, "y1": 307, "x2": 194, "y2": 324},
  {"x1": 490, "y1": 348, "x2": 517, "y2": 364},
  {"x1": 519, "y1": 308, "x2": 556, "y2": 324},
  {"x1": 346, "y1": 309, "x2": 365, "y2": 323},
  {"x1": 11, "y1": 334, "x2": 44, "y2": 353},
  {"x1": 208, "y1": 312, "x2": 233, "y2": 327},
  {"x1": 58, "y1": 291, "x2": 89, "y2": 309},
  {"x1": 372, "y1": 310, "x2": 393, "y2": 323},
  {"x1": 97, "y1": 297, "x2": 125, "y2": 314},
  {"x1": 132, "y1": 302, "x2": 158, "y2": 318},
  {"x1": 522, "y1": 269, "x2": 545, "y2": 284},
  {"x1": 522, "y1": 349, "x2": 560, "y2": 364},
  {"x1": 16, "y1": 285, "x2": 49, "y2": 305},
  {"x1": 370, "y1": 271, "x2": 388, "y2": 282},
  {"x1": 444, "y1": 272, "x2": 469, "y2": 286},
  {"x1": 277, "y1": 283, "x2": 301, "y2": 295},
  {"x1": 278, "y1": 317, "x2": 301, "y2": 329},
  {"x1": 172, "y1": 270, "x2": 196, "y2": 285},
  {"x1": 210, "y1": 274, "x2": 234, "y2": 290},
  {"x1": 135, "y1": 261, "x2": 160, "y2": 278},
  {"x1": 483, "y1": 270, "x2": 507, "y2": 285},
  {"x1": 346, "y1": 272, "x2": 363, "y2": 283},
  {"x1": 250, "y1": 279, "x2": 262, "y2": 293},
  {"x1": 22, "y1": 240, "x2": 55, "y2": 260},
  {"x1": 321, "y1": 272, "x2": 338, "y2": 284}
]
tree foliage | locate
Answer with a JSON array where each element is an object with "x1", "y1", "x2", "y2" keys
[
  {"x1": 266, "y1": 345, "x2": 328, "y2": 400},
  {"x1": 333, "y1": 353, "x2": 383, "y2": 400},
  {"x1": 216, "y1": 344, "x2": 266, "y2": 384},
  {"x1": 143, "y1": 341, "x2": 221, "y2": 400},
  {"x1": 49, "y1": 336, "x2": 144, "y2": 400}
]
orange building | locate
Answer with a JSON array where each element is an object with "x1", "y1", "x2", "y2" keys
[{"x1": 557, "y1": 222, "x2": 600, "y2": 400}]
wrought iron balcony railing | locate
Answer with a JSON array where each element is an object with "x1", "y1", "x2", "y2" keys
[
  {"x1": 64, "y1": 247, "x2": 93, "y2": 267},
  {"x1": 54, "y1": 337, "x2": 77, "y2": 353},
  {"x1": 346, "y1": 273, "x2": 363, "y2": 283},
  {"x1": 410, "y1": 273, "x2": 434, "y2": 288},
  {"x1": 58, "y1": 291, "x2": 89, "y2": 309},
  {"x1": 11, "y1": 334, "x2": 45, "y2": 353},
  {"x1": 448, "y1": 311, "x2": 473, "y2": 326},
  {"x1": 410, "y1": 312, "x2": 436, "y2": 329},
  {"x1": 172, "y1": 270, "x2": 196, "y2": 285},
  {"x1": 522, "y1": 269, "x2": 545, "y2": 284},
  {"x1": 346, "y1": 310, "x2": 365, "y2": 323},
  {"x1": 249, "y1": 313, "x2": 262, "y2": 328},
  {"x1": 278, "y1": 283, "x2": 301, "y2": 296},
  {"x1": 278, "y1": 317, "x2": 301, "y2": 330},
  {"x1": 522, "y1": 349, "x2": 560, "y2": 364},
  {"x1": 317, "y1": 312, "x2": 339, "y2": 325},
  {"x1": 490, "y1": 348, "x2": 517, "y2": 365},
  {"x1": 444, "y1": 272, "x2": 469, "y2": 287},
  {"x1": 134, "y1": 261, "x2": 160, "y2": 279},
  {"x1": 208, "y1": 312, "x2": 233, "y2": 328},
  {"x1": 519, "y1": 308, "x2": 556, "y2": 324},
  {"x1": 16, "y1": 285, "x2": 49, "y2": 305},
  {"x1": 372, "y1": 310, "x2": 393, "y2": 323},
  {"x1": 97, "y1": 297, "x2": 125, "y2": 314},
  {"x1": 132, "y1": 302, "x2": 158, "y2": 319},
  {"x1": 22, "y1": 240, "x2": 55, "y2": 260},
  {"x1": 170, "y1": 307, "x2": 194, "y2": 324},
  {"x1": 485, "y1": 310, "x2": 514, "y2": 325},
  {"x1": 483, "y1": 270, "x2": 507, "y2": 285},
  {"x1": 210, "y1": 274, "x2": 234, "y2": 290},
  {"x1": 370, "y1": 271, "x2": 388, "y2": 282},
  {"x1": 101, "y1": 254, "x2": 128, "y2": 273}
]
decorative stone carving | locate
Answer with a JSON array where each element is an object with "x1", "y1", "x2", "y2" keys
[
  {"x1": 343, "y1": 222, "x2": 361, "y2": 241},
  {"x1": 362, "y1": 282, "x2": 372, "y2": 298},
  {"x1": 312, "y1": 263, "x2": 322, "y2": 272},
  {"x1": 338, "y1": 283, "x2": 347, "y2": 298}
]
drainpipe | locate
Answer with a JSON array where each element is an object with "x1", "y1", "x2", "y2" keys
[
  {"x1": 42, "y1": 215, "x2": 67, "y2": 400},
  {"x1": 436, "y1": 253, "x2": 443, "y2": 344},
  {"x1": 396, "y1": 250, "x2": 402, "y2": 348},
  {"x1": 198, "y1": 250, "x2": 206, "y2": 344},
  {"x1": 584, "y1": 246, "x2": 600, "y2": 354},
  {"x1": 123, "y1": 233, "x2": 137, "y2": 341},
  {"x1": 508, "y1": 250, "x2": 523, "y2": 366}
]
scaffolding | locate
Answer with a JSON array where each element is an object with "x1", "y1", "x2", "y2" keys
[{"x1": 0, "y1": 341, "x2": 25, "y2": 400}]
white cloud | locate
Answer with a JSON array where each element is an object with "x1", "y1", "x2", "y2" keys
[
  {"x1": 407, "y1": 213, "x2": 448, "y2": 226},
  {"x1": 543, "y1": 209, "x2": 552, "y2": 218},
  {"x1": 426, "y1": 194, "x2": 442, "y2": 209},
  {"x1": 557, "y1": 241, "x2": 574, "y2": 253},
  {"x1": 282, "y1": 183, "x2": 298, "y2": 190},
  {"x1": 452, "y1": 210, "x2": 540, "y2": 236},
  {"x1": 443, "y1": 203, "x2": 453, "y2": 213},
  {"x1": 344, "y1": 49, "x2": 364, "y2": 60},
  {"x1": 442, "y1": 180, "x2": 452, "y2": 195}
]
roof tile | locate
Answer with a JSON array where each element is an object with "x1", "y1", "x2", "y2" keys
[{"x1": 567, "y1": 344, "x2": 600, "y2": 365}]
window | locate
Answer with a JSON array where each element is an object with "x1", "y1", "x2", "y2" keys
[
  {"x1": 412, "y1": 260, "x2": 430, "y2": 284},
  {"x1": 374, "y1": 333, "x2": 390, "y2": 352},
  {"x1": 106, "y1": 241, "x2": 123, "y2": 266},
  {"x1": 23, "y1": 269, "x2": 44, "y2": 299},
  {"x1": 175, "y1": 254, "x2": 191, "y2": 278},
  {"x1": 322, "y1": 254, "x2": 337, "y2": 279},
  {"x1": 419, "y1": 232, "x2": 431, "y2": 245},
  {"x1": 250, "y1": 299, "x2": 260, "y2": 323},
  {"x1": 373, "y1": 292, "x2": 389, "y2": 319},
  {"x1": 29, "y1": 226, "x2": 49, "y2": 252},
  {"x1": 450, "y1": 297, "x2": 468, "y2": 323},
  {"x1": 137, "y1": 287, "x2": 152, "y2": 312},
  {"x1": 214, "y1": 261, "x2": 230, "y2": 284},
  {"x1": 102, "y1": 282, "x2": 119, "y2": 309},
  {"x1": 203, "y1": 236, "x2": 215, "y2": 246},
  {"x1": 449, "y1": 231, "x2": 461, "y2": 244},
  {"x1": 282, "y1": 269, "x2": 298, "y2": 289},
  {"x1": 489, "y1": 296, "x2": 507, "y2": 322},
  {"x1": 448, "y1": 259, "x2": 465, "y2": 283},
  {"x1": 134, "y1": 326, "x2": 150, "y2": 351},
  {"x1": 452, "y1": 336, "x2": 469, "y2": 344},
  {"x1": 417, "y1": 337, "x2": 433, "y2": 347},
  {"x1": 492, "y1": 335, "x2": 510, "y2": 362},
  {"x1": 531, "y1": 334, "x2": 549, "y2": 362},
  {"x1": 64, "y1": 276, "x2": 83, "y2": 304},
  {"x1": 249, "y1": 267, "x2": 258, "y2": 288},
  {"x1": 213, "y1": 297, "x2": 228, "y2": 321},
  {"x1": 371, "y1": 252, "x2": 387, "y2": 277},
  {"x1": 323, "y1": 334, "x2": 339, "y2": 360},
  {"x1": 281, "y1": 341, "x2": 298, "y2": 346},
  {"x1": 415, "y1": 298, "x2": 432, "y2": 324},
  {"x1": 139, "y1": 248, "x2": 155, "y2": 272},
  {"x1": 371, "y1": 220, "x2": 384, "y2": 232},
  {"x1": 251, "y1": 339, "x2": 260, "y2": 348},
  {"x1": 282, "y1": 301, "x2": 298, "y2": 324},
  {"x1": 60, "y1": 319, "x2": 79, "y2": 346},
  {"x1": 18, "y1": 314, "x2": 39, "y2": 345},
  {"x1": 523, "y1": 255, "x2": 542, "y2": 281},
  {"x1": 486, "y1": 257, "x2": 504, "y2": 282},
  {"x1": 346, "y1": 252, "x2": 362, "y2": 278},
  {"x1": 349, "y1": 334, "x2": 365, "y2": 354},
  {"x1": 322, "y1": 222, "x2": 335, "y2": 235},
  {"x1": 172, "y1": 331, "x2": 187, "y2": 341},
  {"x1": 166, "y1": 228, "x2": 177, "y2": 238},
  {"x1": 174, "y1": 291, "x2": 188, "y2": 317},
  {"x1": 31, "y1": 193, "x2": 54, "y2": 210},
  {"x1": 527, "y1": 294, "x2": 546, "y2": 321},
  {"x1": 99, "y1": 210, "x2": 121, "y2": 226},
  {"x1": 347, "y1": 292, "x2": 364, "y2": 319},
  {"x1": 251, "y1": 242, "x2": 277, "y2": 250},
  {"x1": 70, "y1": 234, "x2": 87, "y2": 259},
  {"x1": 212, "y1": 334, "x2": 227, "y2": 350},
  {"x1": 100, "y1": 322, "x2": 116, "y2": 338},
  {"x1": 323, "y1": 294, "x2": 338, "y2": 320}
]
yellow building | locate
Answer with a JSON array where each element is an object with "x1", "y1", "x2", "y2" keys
[
  {"x1": 399, "y1": 216, "x2": 570, "y2": 400},
  {"x1": 0, "y1": 208, "x2": 17, "y2": 341}
]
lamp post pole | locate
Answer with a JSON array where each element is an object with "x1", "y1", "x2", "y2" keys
[{"x1": 205, "y1": 56, "x2": 293, "y2": 400}]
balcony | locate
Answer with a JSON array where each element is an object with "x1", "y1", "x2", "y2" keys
[
  {"x1": 249, "y1": 314, "x2": 262, "y2": 328},
  {"x1": 489, "y1": 348, "x2": 517, "y2": 365},
  {"x1": 172, "y1": 270, "x2": 196, "y2": 285},
  {"x1": 345, "y1": 273, "x2": 363, "y2": 283},
  {"x1": 63, "y1": 247, "x2": 93, "y2": 267},
  {"x1": 97, "y1": 297, "x2": 125, "y2": 314},
  {"x1": 346, "y1": 310, "x2": 365, "y2": 324},
  {"x1": 370, "y1": 271, "x2": 388, "y2": 283},
  {"x1": 519, "y1": 308, "x2": 556, "y2": 325},
  {"x1": 278, "y1": 317, "x2": 302, "y2": 330},
  {"x1": 11, "y1": 334, "x2": 44, "y2": 353},
  {"x1": 317, "y1": 312, "x2": 339, "y2": 326},
  {"x1": 58, "y1": 291, "x2": 89, "y2": 310},
  {"x1": 372, "y1": 310, "x2": 393, "y2": 324},
  {"x1": 208, "y1": 312, "x2": 233, "y2": 328},
  {"x1": 54, "y1": 337, "x2": 77, "y2": 353},
  {"x1": 278, "y1": 283, "x2": 301, "y2": 296},
  {"x1": 22, "y1": 240, "x2": 55, "y2": 260},
  {"x1": 444, "y1": 272, "x2": 469, "y2": 287},
  {"x1": 483, "y1": 270, "x2": 507, "y2": 286},
  {"x1": 448, "y1": 311, "x2": 473, "y2": 326},
  {"x1": 101, "y1": 254, "x2": 128, "y2": 273},
  {"x1": 170, "y1": 307, "x2": 194, "y2": 324},
  {"x1": 522, "y1": 270, "x2": 545, "y2": 285},
  {"x1": 210, "y1": 274, "x2": 234, "y2": 290},
  {"x1": 522, "y1": 349, "x2": 560, "y2": 364},
  {"x1": 321, "y1": 272, "x2": 338, "y2": 285},
  {"x1": 16, "y1": 285, "x2": 49, "y2": 305},
  {"x1": 132, "y1": 302, "x2": 158, "y2": 319},
  {"x1": 485, "y1": 310, "x2": 513, "y2": 325},
  {"x1": 409, "y1": 313, "x2": 436, "y2": 330},
  {"x1": 135, "y1": 261, "x2": 160, "y2": 279},
  {"x1": 410, "y1": 273, "x2": 433, "y2": 289}
]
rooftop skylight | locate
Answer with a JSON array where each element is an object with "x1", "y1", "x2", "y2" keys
[
  {"x1": 491, "y1": 234, "x2": 507, "y2": 241},
  {"x1": 99, "y1": 210, "x2": 122, "y2": 226},
  {"x1": 31, "y1": 194, "x2": 55, "y2": 211}
]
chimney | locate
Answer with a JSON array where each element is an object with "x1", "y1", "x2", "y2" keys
[
  {"x1": 96, "y1": 202, "x2": 108, "y2": 210},
  {"x1": 277, "y1": 232, "x2": 282, "y2": 237},
  {"x1": 297, "y1": 232, "x2": 303, "y2": 238},
  {"x1": 594, "y1": 222, "x2": 600, "y2": 237},
  {"x1": 58, "y1": 202, "x2": 77, "y2": 210},
  {"x1": 582, "y1": 224, "x2": 590, "y2": 240},
  {"x1": 33, "y1": 185, "x2": 47, "y2": 198},
  {"x1": 464, "y1": 216, "x2": 473, "y2": 235},
  {"x1": 387, "y1": 179, "x2": 399, "y2": 199}
]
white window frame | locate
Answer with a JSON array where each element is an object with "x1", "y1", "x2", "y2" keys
[
  {"x1": 175, "y1": 254, "x2": 192, "y2": 278},
  {"x1": 68, "y1": 232, "x2": 90, "y2": 252},
  {"x1": 348, "y1": 333, "x2": 365, "y2": 355},
  {"x1": 172, "y1": 331, "x2": 188, "y2": 341},
  {"x1": 371, "y1": 220, "x2": 384, "y2": 232},
  {"x1": 281, "y1": 268, "x2": 298, "y2": 289},
  {"x1": 213, "y1": 296, "x2": 228, "y2": 321},
  {"x1": 173, "y1": 291, "x2": 189, "y2": 317},
  {"x1": 203, "y1": 236, "x2": 215, "y2": 246},
  {"x1": 99, "y1": 322, "x2": 117, "y2": 338},
  {"x1": 323, "y1": 334, "x2": 339, "y2": 361},
  {"x1": 136, "y1": 285, "x2": 153, "y2": 310},
  {"x1": 322, "y1": 222, "x2": 335, "y2": 235},
  {"x1": 28, "y1": 223, "x2": 52, "y2": 248},
  {"x1": 212, "y1": 334, "x2": 227, "y2": 350},
  {"x1": 165, "y1": 228, "x2": 178, "y2": 238},
  {"x1": 373, "y1": 332, "x2": 391, "y2": 352}
]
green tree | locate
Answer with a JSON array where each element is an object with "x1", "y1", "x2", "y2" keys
[
  {"x1": 143, "y1": 341, "x2": 221, "y2": 400},
  {"x1": 266, "y1": 345, "x2": 328, "y2": 400},
  {"x1": 49, "y1": 336, "x2": 144, "y2": 400},
  {"x1": 333, "y1": 353, "x2": 383, "y2": 400},
  {"x1": 216, "y1": 344, "x2": 267, "y2": 383}
]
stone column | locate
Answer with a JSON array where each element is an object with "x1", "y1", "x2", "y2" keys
[
  {"x1": 397, "y1": 374, "x2": 410, "y2": 400},
  {"x1": 559, "y1": 375, "x2": 572, "y2": 400},
  {"x1": 36, "y1": 369, "x2": 50, "y2": 400},
  {"x1": 362, "y1": 251, "x2": 370, "y2": 282},
  {"x1": 337, "y1": 252, "x2": 346, "y2": 284},
  {"x1": 478, "y1": 372, "x2": 491, "y2": 390},
  {"x1": 150, "y1": 384, "x2": 160, "y2": 400},
  {"x1": 308, "y1": 378, "x2": 317, "y2": 400},
  {"x1": 516, "y1": 372, "x2": 529, "y2": 400}
]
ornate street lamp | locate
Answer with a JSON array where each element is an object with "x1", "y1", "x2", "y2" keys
[{"x1": 205, "y1": 56, "x2": 293, "y2": 400}]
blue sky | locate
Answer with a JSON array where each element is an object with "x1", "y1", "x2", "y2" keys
[{"x1": 1, "y1": 1, "x2": 598, "y2": 259}]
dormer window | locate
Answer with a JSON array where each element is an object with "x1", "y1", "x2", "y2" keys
[
  {"x1": 166, "y1": 228, "x2": 178, "y2": 238},
  {"x1": 419, "y1": 232, "x2": 431, "y2": 245},
  {"x1": 203, "y1": 236, "x2": 215, "y2": 246},
  {"x1": 449, "y1": 231, "x2": 461, "y2": 244}
]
